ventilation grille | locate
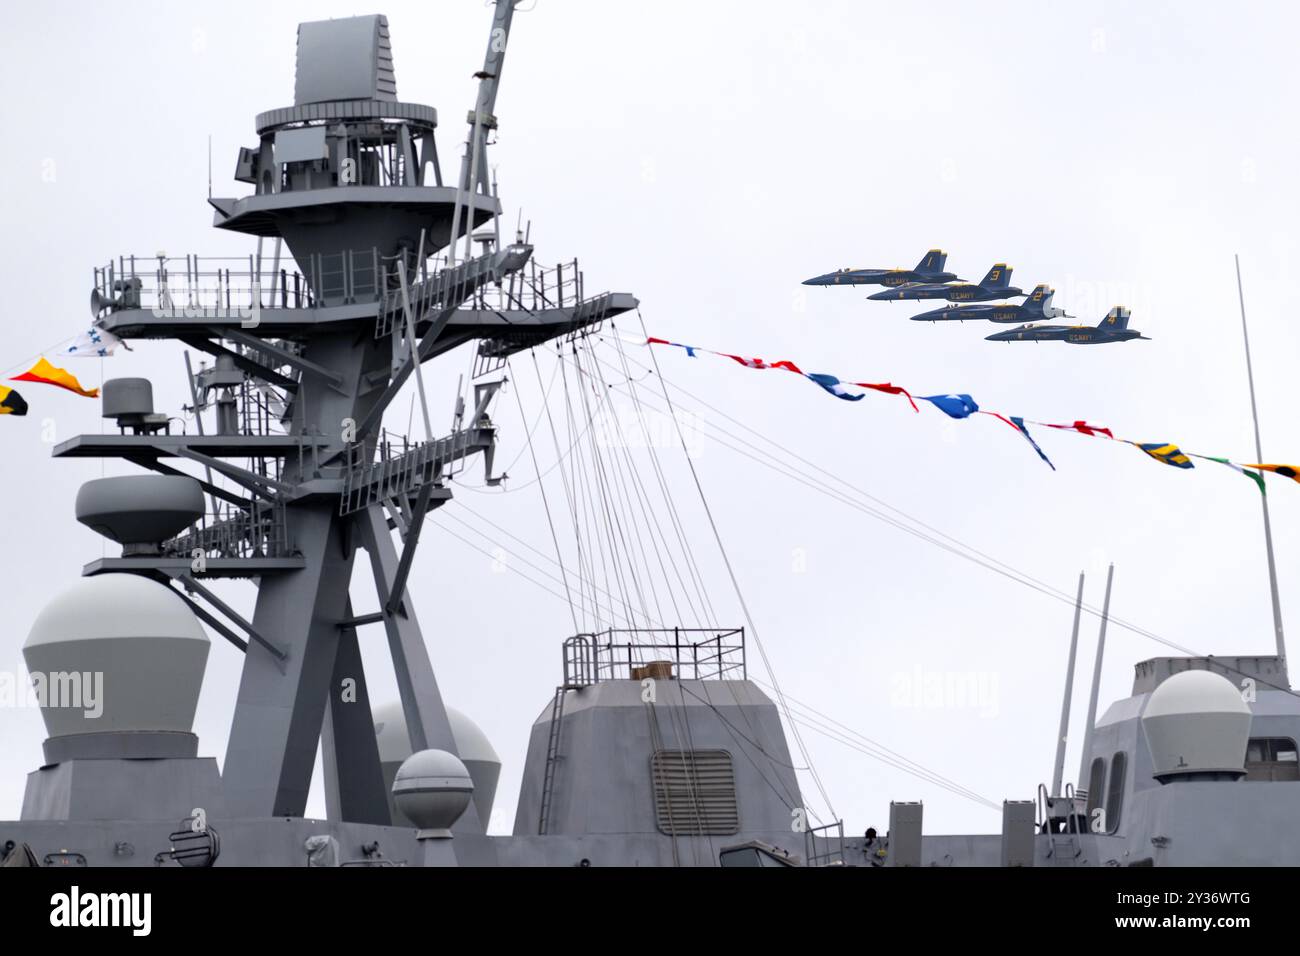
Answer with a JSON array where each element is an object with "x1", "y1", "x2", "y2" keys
[{"x1": 651, "y1": 750, "x2": 739, "y2": 836}]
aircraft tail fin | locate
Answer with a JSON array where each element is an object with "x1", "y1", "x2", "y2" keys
[
  {"x1": 915, "y1": 249, "x2": 947, "y2": 276},
  {"x1": 1098, "y1": 305, "x2": 1131, "y2": 330},
  {"x1": 980, "y1": 263, "x2": 1012, "y2": 289},
  {"x1": 1024, "y1": 284, "x2": 1068, "y2": 319}
]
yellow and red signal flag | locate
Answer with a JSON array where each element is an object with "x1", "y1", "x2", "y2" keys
[
  {"x1": 0, "y1": 384, "x2": 28, "y2": 416},
  {"x1": 11, "y1": 357, "x2": 99, "y2": 398}
]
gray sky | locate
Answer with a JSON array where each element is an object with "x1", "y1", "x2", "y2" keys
[{"x1": 1, "y1": 0, "x2": 1298, "y2": 836}]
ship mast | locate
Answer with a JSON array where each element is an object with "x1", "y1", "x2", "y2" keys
[
  {"x1": 77, "y1": 10, "x2": 638, "y2": 833},
  {"x1": 1235, "y1": 254, "x2": 1286, "y2": 667}
]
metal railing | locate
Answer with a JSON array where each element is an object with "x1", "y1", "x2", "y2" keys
[
  {"x1": 339, "y1": 426, "x2": 493, "y2": 515},
  {"x1": 95, "y1": 249, "x2": 595, "y2": 323},
  {"x1": 804, "y1": 821, "x2": 846, "y2": 867},
  {"x1": 166, "y1": 503, "x2": 291, "y2": 560},
  {"x1": 237, "y1": 379, "x2": 293, "y2": 437},
  {"x1": 475, "y1": 290, "x2": 619, "y2": 363},
  {"x1": 377, "y1": 254, "x2": 588, "y2": 337},
  {"x1": 92, "y1": 248, "x2": 387, "y2": 316},
  {"x1": 480, "y1": 257, "x2": 584, "y2": 314},
  {"x1": 562, "y1": 628, "x2": 746, "y2": 683}
]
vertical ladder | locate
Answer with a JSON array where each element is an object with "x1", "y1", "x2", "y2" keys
[
  {"x1": 537, "y1": 686, "x2": 567, "y2": 835},
  {"x1": 1048, "y1": 833, "x2": 1080, "y2": 866}
]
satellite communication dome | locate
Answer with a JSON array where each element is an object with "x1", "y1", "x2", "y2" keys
[
  {"x1": 23, "y1": 573, "x2": 210, "y2": 740},
  {"x1": 1141, "y1": 669, "x2": 1251, "y2": 782},
  {"x1": 391, "y1": 749, "x2": 474, "y2": 833}
]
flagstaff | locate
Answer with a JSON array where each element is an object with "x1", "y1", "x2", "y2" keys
[{"x1": 1235, "y1": 254, "x2": 1286, "y2": 664}]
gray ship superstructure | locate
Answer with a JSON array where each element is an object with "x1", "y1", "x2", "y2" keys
[{"x1": 2, "y1": 6, "x2": 1295, "y2": 869}]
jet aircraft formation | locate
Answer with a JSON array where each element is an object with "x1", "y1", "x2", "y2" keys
[{"x1": 803, "y1": 250, "x2": 1148, "y2": 345}]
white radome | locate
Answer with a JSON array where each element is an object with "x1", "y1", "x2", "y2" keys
[
  {"x1": 392, "y1": 749, "x2": 475, "y2": 832},
  {"x1": 1142, "y1": 669, "x2": 1251, "y2": 780},
  {"x1": 22, "y1": 573, "x2": 210, "y2": 738},
  {"x1": 374, "y1": 700, "x2": 501, "y2": 824},
  {"x1": 374, "y1": 700, "x2": 500, "y2": 766}
]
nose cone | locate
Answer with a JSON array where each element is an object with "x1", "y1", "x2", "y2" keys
[
  {"x1": 910, "y1": 306, "x2": 948, "y2": 321},
  {"x1": 803, "y1": 273, "x2": 840, "y2": 286},
  {"x1": 985, "y1": 330, "x2": 1013, "y2": 341},
  {"x1": 867, "y1": 289, "x2": 894, "y2": 301}
]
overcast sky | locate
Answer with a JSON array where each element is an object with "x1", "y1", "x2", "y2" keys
[{"x1": 1, "y1": 0, "x2": 1298, "y2": 838}]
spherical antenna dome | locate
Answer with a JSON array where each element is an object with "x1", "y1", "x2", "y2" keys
[
  {"x1": 23, "y1": 573, "x2": 210, "y2": 739},
  {"x1": 374, "y1": 701, "x2": 501, "y2": 825},
  {"x1": 392, "y1": 749, "x2": 474, "y2": 833},
  {"x1": 1142, "y1": 669, "x2": 1251, "y2": 782}
]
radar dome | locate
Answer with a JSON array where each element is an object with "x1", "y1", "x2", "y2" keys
[
  {"x1": 23, "y1": 573, "x2": 210, "y2": 741},
  {"x1": 1141, "y1": 669, "x2": 1250, "y2": 782},
  {"x1": 392, "y1": 749, "x2": 474, "y2": 834},
  {"x1": 374, "y1": 700, "x2": 500, "y2": 824},
  {"x1": 75, "y1": 475, "x2": 205, "y2": 556}
]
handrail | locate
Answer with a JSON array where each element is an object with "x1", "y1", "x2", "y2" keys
[
  {"x1": 92, "y1": 247, "x2": 386, "y2": 315},
  {"x1": 803, "y1": 820, "x2": 846, "y2": 867},
  {"x1": 562, "y1": 627, "x2": 746, "y2": 683}
]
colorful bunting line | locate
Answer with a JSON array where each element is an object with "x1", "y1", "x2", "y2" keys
[
  {"x1": 644, "y1": 335, "x2": 1290, "y2": 493},
  {"x1": 646, "y1": 336, "x2": 919, "y2": 411}
]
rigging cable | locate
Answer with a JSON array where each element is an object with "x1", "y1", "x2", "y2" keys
[
  {"x1": 566, "y1": 338, "x2": 830, "y2": 823},
  {"x1": 438, "y1": 503, "x2": 989, "y2": 811},
  {"x1": 609, "y1": 332, "x2": 722, "y2": 627},
  {"x1": 507, "y1": 355, "x2": 578, "y2": 633},
  {"x1": 588, "y1": 334, "x2": 774, "y2": 782},
  {"x1": 529, "y1": 347, "x2": 594, "y2": 629},
  {"x1": 599, "y1": 334, "x2": 713, "y2": 628},
  {"x1": 635, "y1": 308, "x2": 838, "y2": 824},
  {"x1": 571, "y1": 341, "x2": 719, "y2": 847}
]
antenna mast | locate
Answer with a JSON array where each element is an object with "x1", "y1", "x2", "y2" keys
[
  {"x1": 1051, "y1": 572, "x2": 1085, "y2": 797},
  {"x1": 1235, "y1": 254, "x2": 1286, "y2": 666},
  {"x1": 448, "y1": 0, "x2": 520, "y2": 266},
  {"x1": 1078, "y1": 563, "x2": 1114, "y2": 790}
]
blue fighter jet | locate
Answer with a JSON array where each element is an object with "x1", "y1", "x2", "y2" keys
[
  {"x1": 868, "y1": 263, "x2": 1022, "y2": 303},
  {"x1": 984, "y1": 306, "x2": 1149, "y2": 344},
  {"x1": 909, "y1": 284, "x2": 1070, "y2": 323},
  {"x1": 802, "y1": 249, "x2": 961, "y2": 287}
]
